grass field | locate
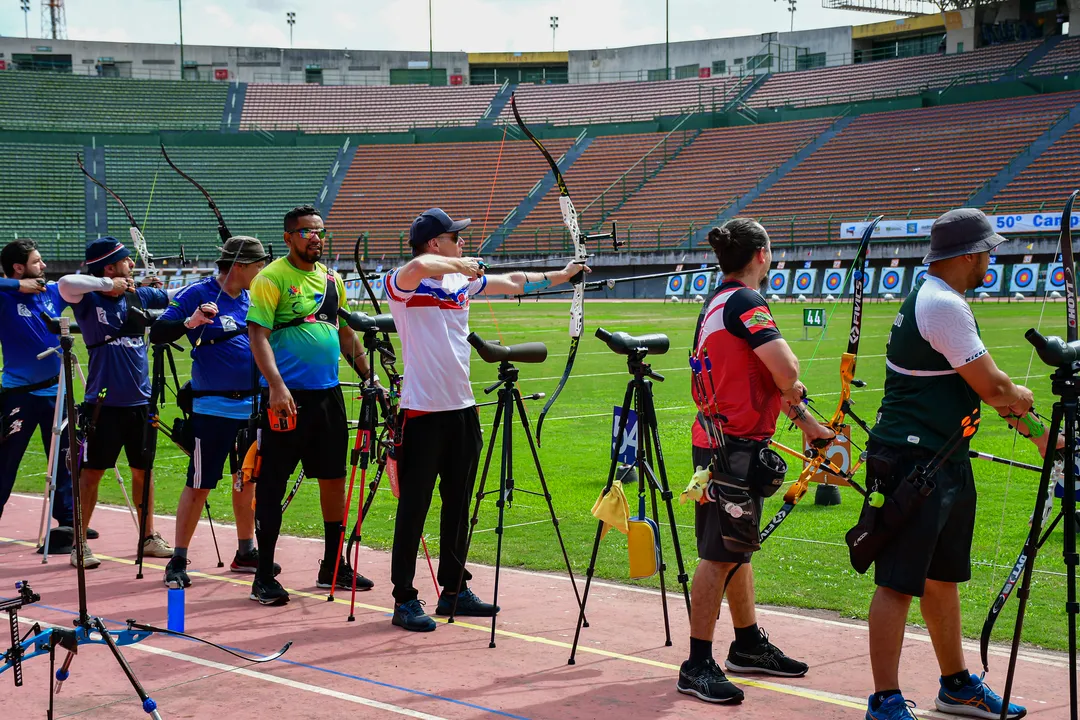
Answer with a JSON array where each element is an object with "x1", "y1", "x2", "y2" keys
[{"x1": 8, "y1": 296, "x2": 1074, "y2": 653}]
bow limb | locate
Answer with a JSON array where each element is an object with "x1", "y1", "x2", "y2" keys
[
  {"x1": 125, "y1": 621, "x2": 291, "y2": 663},
  {"x1": 77, "y1": 152, "x2": 159, "y2": 275},
  {"x1": 160, "y1": 143, "x2": 232, "y2": 244}
]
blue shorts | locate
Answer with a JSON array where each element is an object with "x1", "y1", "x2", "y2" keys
[{"x1": 186, "y1": 414, "x2": 246, "y2": 491}]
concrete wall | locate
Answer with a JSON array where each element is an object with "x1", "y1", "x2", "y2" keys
[
  {"x1": 566, "y1": 26, "x2": 853, "y2": 82},
  {"x1": 0, "y1": 37, "x2": 470, "y2": 85}
]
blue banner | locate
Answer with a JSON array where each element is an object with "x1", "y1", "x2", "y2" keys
[{"x1": 612, "y1": 407, "x2": 639, "y2": 464}]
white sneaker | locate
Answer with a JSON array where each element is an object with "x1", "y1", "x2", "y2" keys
[
  {"x1": 142, "y1": 531, "x2": 173, "y2": 558},
  {"x1": 70, "y1": 543, "x2": 101, "y2": 569}
]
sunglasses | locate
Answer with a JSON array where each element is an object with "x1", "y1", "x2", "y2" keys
[{"x1": 290, "y1": 228, "x2": 327, "y2": 240}]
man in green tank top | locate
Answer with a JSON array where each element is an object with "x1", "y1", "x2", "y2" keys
[{"x1": 863, "y1": 209, "x2": 1055, "y2": 720}]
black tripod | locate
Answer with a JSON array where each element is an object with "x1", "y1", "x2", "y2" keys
[
  {"x1": 998, "y1": 329, "x2": 1080, "y2": 719},
  {"x1": 448, "y1": 333, "x2": 587, "y2": 647},
  {"x1": 569, "y1": 328, "x2": 690, "y2": 665}
]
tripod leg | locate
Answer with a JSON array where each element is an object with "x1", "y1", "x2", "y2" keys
[
  {"x1": 569, "y1": 380, "x2": 635, "y2": 665},
  {"x1": 514, "y1": 389, "x2": 588, "y2": 626},
  {"x1": 448, "y1": 396, "x2": 502, "y2": 623},
  {"x1": 1063, "y1": 401, "x2": 1079, "y2": 720},
  {"x1": 204, "y1": 501, "x2": 224, "y2": 568},
  {"x1": 93, "y1": 618, "x2": 163, "y2": 720},
  {"x1": 330, "y1": 407, "x2": 367, "y2": 603},
  {"x1": 999, "y1": 401, "x2": 1063, "y2": 716},
  {"x1": 38, "y1": 373, "x2": 66, "y2": 562},
  {"x1": 420, "y1": 536, "x2": 439, "y2": 598},
  {"x1": 645, "y1": 465, "x2": 672, "y2": 647},
  {"x1": 349, "y1": 462, "x2": 369, "y2": 622},
  {"x1": 115, "y1": 467, "x2": 140, "y2": 533},
  {"x1": 486, "y1": 387, "x2": 515, "y2": 647}
]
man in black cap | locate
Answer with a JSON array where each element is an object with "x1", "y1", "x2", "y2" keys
[
  {"x1": 863, "y1": 208, "x2": 1050, "y2": 720},
  {"x1": 151, "y1": 236, "x2": 270, "y2": 588},
  {"x1": 58, "y1": 237, "x2": 171, "y2": 568},
  {"x1": 385, "y1": 207, "x2": 586, "y2": 632}
]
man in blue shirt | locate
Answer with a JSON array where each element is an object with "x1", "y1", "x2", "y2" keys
[
  {"x1": 58, "y1": 237, "x2": 171, "y2": 568},
  {"x1": 150, "y1": 237, "x2": 274, "y2": 588},
  {"x1": 0, "y1": 240, "x2": 74, "y2": 541}
]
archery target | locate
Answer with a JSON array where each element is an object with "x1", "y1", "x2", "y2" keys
[
  {"x1": 768, "y1": 269, "x2": 791, "y2": 295},
  {"x1": 1009, "y1": 263, "x2": 1039, "y2": 294},
  {"x1": 877, "y1": 267, "x2": 905, "y2": 295},
  {"x1": 1048, "y1": 263, "x2": 1066, "y2": 292},
  {"x1": 369, "y1": 274, "x2": 386, "y2": 301},
  {"x1": 913, "y1": 265, "x2": 929, "y2": 288},
  {"x1": 822, "y1": 268, "x2": 846, "y2": 294},
  {"x1": 792, "y1": 269, "x2": 818, "y2": 295},
  {"x1": 665, "y1": 274, "x2": 687, "y2": 296},
  {"x1": 980, "y1": 264, "x2": 1003, "y2": 293},
  {"x1": 691, "y1": 272, "x2": 711, "y2": 294}
]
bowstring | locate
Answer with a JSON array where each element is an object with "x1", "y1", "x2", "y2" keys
[
  {"x1": 478, "y1": 123, "x2": 508, "y2": 345},
  {"x1": 137, "y1": 167, "x2": 160, "y2": 272}
]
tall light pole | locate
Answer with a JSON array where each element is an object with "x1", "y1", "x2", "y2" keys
[
  {"x1": 775, "y1": 0, "x2": 796, "y2": 33},
  {"x1": 286, "y1": 11, "x2": 295, "y2": 48},
  {"x1": 665, "y1": 0, "x2": 670, "y2": 81},
  {"x1": 178, "y1": 0, "x2": 185, "y2": 80},
  {"x1": 20, "y1": 0, "x2": 30, "y2": 37},
  {"x1": 550, "y1": 16, "x2": 558, "y2": 52},
  {"x1": 429, "y1": 0, "x2": 434, "y2": 85}
]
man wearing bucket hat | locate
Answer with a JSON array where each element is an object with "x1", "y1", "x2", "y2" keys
[
  {"x1": 863, "y1": 208, "x2": 1054, "y2": 720},
  {"x1": 58, "y1": 237, "x2": 172, "y2": 568},
  {"x1": 246, "y1": 205, "x2": 375, "y2": 606},
  {"x1": 151, "y1": 237, "x2": 272, "y2": 588},
  {"x1": 385, "y1": 207, "x2": 587, "y2": 632}
]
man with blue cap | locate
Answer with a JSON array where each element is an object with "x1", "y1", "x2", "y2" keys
[
  {"x1": 385, "y1": 208, "x2": 586, "y2": 631},
  {"x1": 58, "y1": 237, "x2": 171, "y2": 568}
]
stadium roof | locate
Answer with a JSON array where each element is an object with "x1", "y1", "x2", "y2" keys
[{"x1": 821, "y1": 0, "x2": 938, "y2": 16}]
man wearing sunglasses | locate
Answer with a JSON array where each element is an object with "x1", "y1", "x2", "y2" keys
[
  {"x1": 385, "y1": 207, "x2": 586, "y2": 632},
  {"x1": 246, "y1": 205, "x2": 374, "y2": 606}
]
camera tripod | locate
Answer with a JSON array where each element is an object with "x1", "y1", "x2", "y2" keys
[
  {"x1": 568, "y1": 328, "x2": 690, "y2": 665},
  {"x1": 448, "y1": 333, "x2": 587, "y2": 647}
]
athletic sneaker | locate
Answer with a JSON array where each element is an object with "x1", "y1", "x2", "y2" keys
[
  {"x1": 230, "y1": 548, "x2": 281, "y2": 576},
  {"x1": 866, "y1": 694, "x2": 917, "y2": 720},
  {"x1": 164, "y1": 556, "x2": 191, "y2": 588},
  {"x1": 250, "y1": 576, "x2": 290, "y2": 606},
  {"x1": 316, "y1": 558, "x2": 373, "y2": 591},
  {"x1": 724, "y1": 627, "x2": 808, "y2": 677},
  {"x1": 86, "y1": 527, "x2": 99, "y2": 539},
  {"x1": 142, "y1": 531, "x2": 173, "y2": 558},
  {"x1": 935, "y1": 673, "x2": 1027, "y2": 719},
  {"x1": 435, "y1": 587, "x2": 499, "y2": 617},
  {"x1": 69, "y1": 542, "x2": 101, "y2": 569},
  {"x1": 676, "y1": 658, "x2": 744, "y2": 704},
  {"x1": 392, "y1": 599, "x2": 437, "y2": 632}
]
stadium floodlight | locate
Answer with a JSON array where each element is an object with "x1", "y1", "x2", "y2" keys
[
  {"x1": 20, "y1": 0, "x2": 30, "y2": 38},
  {"x1": 821, "y1": 0, "x2": 938, "y2": 16},
  {"x1": 550, "y1": 16, "x2": 558, "y2": 52},
  {"x1": 286, "y1": 11, "x2": 296, "y2": 49},
  {"x1": 776, "y1": 0, "x2": 797, "y2": 32}
]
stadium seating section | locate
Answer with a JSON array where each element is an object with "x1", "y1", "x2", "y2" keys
[
  {"x1": 239, "y1": 84, "x2": 498, "y2": 133},
  {"x1": 1030, "y1": 36, "x2": 1080, "y2": 76},
  {"x1": 747, "y1": 39, "x2": 1040, "y2": 109},
  {"x1": 100, "y1": 146, "x2": 338, "y2": 258},
  {"x1": 0, "y1": 143, "x2": 86, "y2": 259},
  {"x1": 0, "y1": 72, "x2": 227, "y2": 133},
  {"x1": 989, "y1": 123, "x2": 1080, "y2": 213}
]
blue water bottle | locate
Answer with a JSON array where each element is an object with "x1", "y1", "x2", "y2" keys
[{"x1": 167, "y1": 585, "x2": 185, "y2": 633}]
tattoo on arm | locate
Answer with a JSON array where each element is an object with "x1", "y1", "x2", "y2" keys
[{"x1": 788, "y1": 403, "x2": 808, "y2": 422}]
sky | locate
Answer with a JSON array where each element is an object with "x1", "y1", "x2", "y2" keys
[{"x1": 0, "y1": 1, "x2": 906, "y2": 53}]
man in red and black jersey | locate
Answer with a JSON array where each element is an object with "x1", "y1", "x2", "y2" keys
[{"x1": 678, "y1": 218, "x2": 835, "y2": 705}]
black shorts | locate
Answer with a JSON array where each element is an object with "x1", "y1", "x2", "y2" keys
[
  {"x1": 867, "y1": 438, "x2": 976, "y2": 597},
  {"x1": 256, "y1": 386, "x2": 348, "y2": 482},
  {"x1": 693, "y1": 444, "x2": 764, "y2": 564},
  {"x1": 186, "y1": 414, "x2": 246, "y2": 491},
  {"x1": 83, "y1": 404, "x2": 149, "y2": 471}
]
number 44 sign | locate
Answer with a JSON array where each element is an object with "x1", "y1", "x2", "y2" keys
[{"x1": 612, "y1": 407, "x2": 639, "y2": 464}]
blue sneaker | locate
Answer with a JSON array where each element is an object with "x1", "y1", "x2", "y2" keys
[
  {"x1": 866, "y1": 693, "x2": 917, "y2": 720},
  {"x1": 935, "y1": 673, "x2": 1026, "y2": 719},
  {"x1": 392, "y1": 599, "x2": 436, "y2": 632}
]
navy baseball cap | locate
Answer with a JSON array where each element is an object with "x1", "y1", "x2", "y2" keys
[
  {"x1": 409, "y1": 208, "x2": 471, "y2": 248},
  {"x1": 85, "y1": 237, "x2": 131, "y2": 272}
]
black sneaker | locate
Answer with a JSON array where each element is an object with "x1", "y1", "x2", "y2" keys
[
  {"x1": 86, "y1": 527, "x2": 99, "y2": 540},
  {"x1": 677, "y1": 658, "x2": 744, "y2": 704},
  {"x1": 392, "y1": 599, "x2": 436, "y2": 632},
  {"x1": 230, "y1": 548, "x2": 281, "y2": 576},
  {"x1": 250, "y1": 576, "x2": 290, "y2": 606},
  {"x1": 724, "y1": 627, "x2": 808, "y2": 677},
  {"x1": 316, "y1": 558, "x2": 373, "y2": 591},
  {"x1": 435, "y1": 586, "x2": 499, "y2": 617},
  {"x1": 163, "y1": 556, "x2": 191, "y2": 588}
]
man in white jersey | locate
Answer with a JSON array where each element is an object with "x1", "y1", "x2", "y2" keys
[{"x1": 385, "y1": 207, "x2": 585, "y2": 632}]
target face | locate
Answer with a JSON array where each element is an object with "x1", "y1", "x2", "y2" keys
[
  {"x1": 824, "y1": 270, "x2": 844, "y2": 292},
  {"x1": 692, "y1": 274, "x2": 709, "y2": 292},
  {"x1": 795, "y1": 272, "x2": 813, "y2": 291},
  {"x1": 881, "y1": 270, "x2": 901, "y2": 290},
  {"x1": 1014, "y1": 267, "x2": 1034, "y2": 289},
  {"x1": 770, "y1": 274, "x2": 786, "y2": 290},
  {"x1": 982, "y1": 268, "x2": 999, "y2": 288},
  {"x1": 370, "y1": 275, "x2": 385, "y2": 299},
  {"x1": 668, "y1": 276, "x2": 684, "y2": 292},
  {"x1": 1051, "y1": 266, "x2": 1066, "y2": 288},
  {"x1": 915, "y1": 270, "x2": 928, "y2": 284}
]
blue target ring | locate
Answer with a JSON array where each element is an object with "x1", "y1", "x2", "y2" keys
[
  {"x1": 1052, "y1": 267, "x2": 1066, "y2": 288},
  {"x1": 982, "y1": 268, "x2": 999, "y2": 288},
  {"x1": 915, "y1": 270, "x2": 928, "y2": 284},
  {"x1": 692, "y1": 274, "x2": 708, "y2": 291},
  {"x1": 668, "y1": 276, "x2": 684, "y2": 292},
  {"x1": 795, "y1": 272, "x2": 812, "y2": 290},
  {"x1": 825, "y1": 272, "x2": 843, "y2": 291},
  {"x1": 1014, "y1": 268, "x2": 1034, "y2": 289},
  {"x1": 770, "y1": 274, "x2": 785, "y2": 290},
  {"x1": 882, "y1": 270, "x2": 900, "y2": 290}
]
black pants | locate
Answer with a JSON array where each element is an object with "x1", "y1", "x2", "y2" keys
[
  {"x1": 0, "y1": 392, "x2": 72, "y2": 526},
  {"x1": 391, "y1": 407, "x2": 482, "y2": 603}
]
